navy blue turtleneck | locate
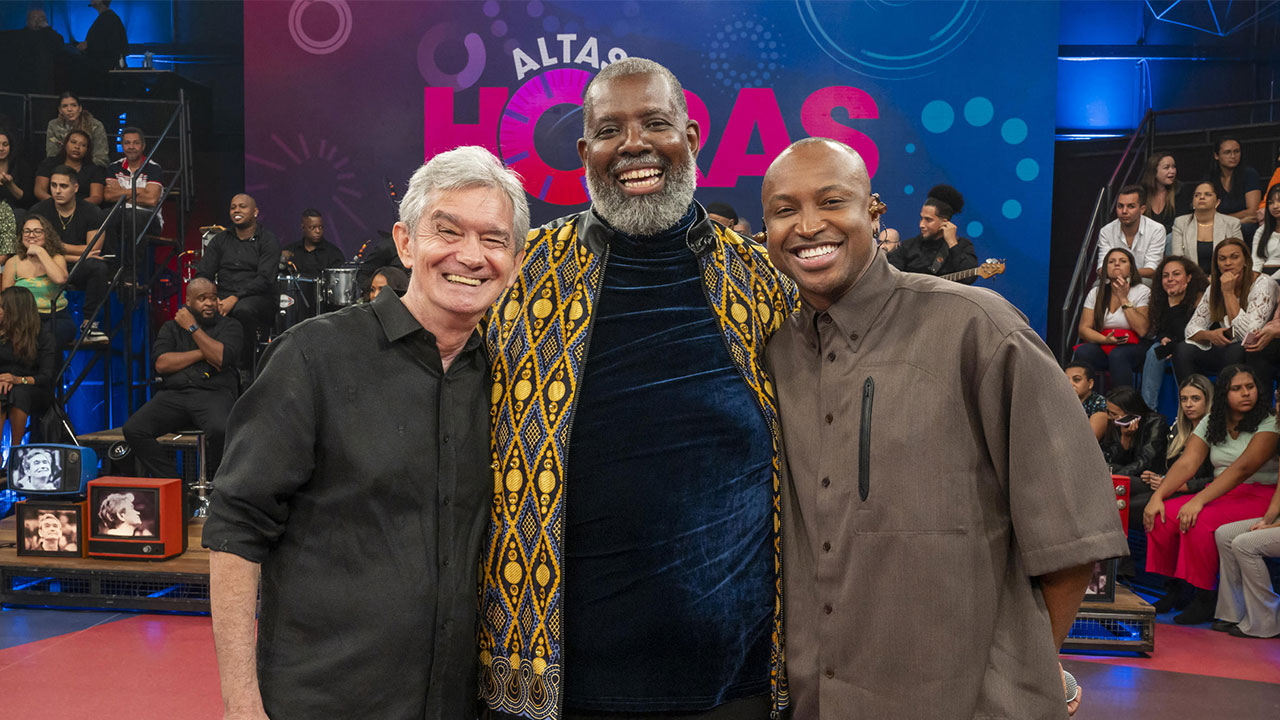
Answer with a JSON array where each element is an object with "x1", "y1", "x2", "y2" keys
[{"x1": 563, "y1": 206, "x2": 774, "y2": 711}]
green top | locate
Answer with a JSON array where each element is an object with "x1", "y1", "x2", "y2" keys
[
  {"x1": 1193, "y1": 415, "x2": 1280, "y2": 484},
  {"x1": 15, "y1": 273, "x2": 68, "y2": 313}
]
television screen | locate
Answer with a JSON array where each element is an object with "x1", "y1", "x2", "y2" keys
[
  {"x1": 16, "y1": 501, "x2": 85, "y2": 558},
  {"x1": 10, "y1": 444, "x2": 98, "y2": 497},
  {"x1": 90, "y1": 486, "x2": 159, "y2": 539}
]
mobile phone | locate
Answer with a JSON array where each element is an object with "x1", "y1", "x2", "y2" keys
[
  {"x1": 1244, "y1": 331, "x2": 1259, "y2": 346},
  {"x1": 1114, "y1": 414, "x2": 1141, "y2": 427}
]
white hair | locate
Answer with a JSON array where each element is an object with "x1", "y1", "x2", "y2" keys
[{"x1": 399, "y1": 146, "x2": 530, "y2": 252}]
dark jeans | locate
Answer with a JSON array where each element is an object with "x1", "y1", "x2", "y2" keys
[
  {"x1": 1073, "y1": 341, "x2": 1148, "y2": 388},
  {"x1": 1172, "y1": 341, "x2": 1245, "y2": 381},
  {"x1": 108, "y1": 207, "x2": 158, "y2": 277},
  {"x1": 39, "y1": 311, "x2": 75, "y2": 347},
  {"x1": 67, "y1": 256, "x2": 109, "y2": 324},
  {"x1": 122, "y1": 387, "x2": 235, "y2": 479},
  {"x1": 227, "y1": 294, "x2": 275, "y2": 369},
  {"x1": 1247, "y1": 339, "x2": 1280, "y2": 411}
]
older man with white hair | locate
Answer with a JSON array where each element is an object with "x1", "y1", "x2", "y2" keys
[{"x1": 204, "y1": 145, "x2": 528, "y2": 720}]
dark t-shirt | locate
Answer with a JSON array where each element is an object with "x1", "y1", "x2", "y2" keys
[
  {"x1": 1214, "y1": 165, "x2": 1263, "y2": 217},
  {"x1": 36, "y1": 158, "x2": 105, "y2": 201},
  {"x1": 282, "y1": 238, "x2": 345, "y2": 277},
  {"x1": 29, "y1": 198, "x2": 105, "y2": 250}
]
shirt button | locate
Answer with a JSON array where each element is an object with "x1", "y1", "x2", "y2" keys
[
  {"x1": 821, "y1": 477, "x2": 830, "y2": 487},
  {"x1": 827, "y1": 351, "x2": 836, "y2": 362},
  {"x1": 823, "y1": 604, "x2": 833, "y2": 615},
  {"x1": 850, "y1": 332, "x2": 859, "y2": 341},
  {"x1": 825, "y1": 668, "x2": 835, "y2": 679},
  {"x1": 825, "y1": 413, "x2": 833, "y2": 424},
  {"x1": 442, "y1": 558, "x2": 450, "y2": 567},
  {"x1": 822, "y1": 541, "x2": 831, "y2": 552},
  {"x1": 443, "y1": 435, "x2": 451, "y2": 444},
  {"x1": 442, "y1": 497, "x2": 451, "y2": 507},
  {"x1": 821, "y1": 315, "x2": 832, "y2": 324}
]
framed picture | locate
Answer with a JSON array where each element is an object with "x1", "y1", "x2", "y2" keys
[
  {"x1": 1084, "y1": 558, "x2": 1119, "y2": 602},
  {"x1": 16, "y1": 501, "x2": 87, "y2": 558}
]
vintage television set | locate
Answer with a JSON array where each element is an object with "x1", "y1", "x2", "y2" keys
[
  {"x1": 15, "y1": 500, "x2": 87, "y2": 558},
  {"x1": 86, "y1": 477, "x2": 187, "y2": 560},
  {"x1": 9, "y1": 444, "x2": 99, "y2": 498}
]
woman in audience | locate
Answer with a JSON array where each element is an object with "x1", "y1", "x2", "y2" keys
[
  {"x1": 1214, "y1": 476, "x2": 1280, "y2": 638},
  {"x1": 1103, "y1": 386, "x2": 1168, "y2": 578},
  {"x1": 33, "y1": 130, "x2": 105, "y2": 205},
  {"x1": 0, "y1": 286, "x2": 56, "y2": 459},
  {"x1": 3, "y1": 215, "x2": 72, "y2": 346},
  {"x1": 0, "y1": 128, "x2": 33, "y2": 210},
  {"x1": 1143, "y1": 374, "x2": 1215, "y2": 495},
  {"x1": 1174, "y1": 237, "x2": 1276, "y2": 381},
  {"x1": 1251, "y1": 184, "x2": 1280, "y2": 277},
  {"x1": 366, "y1": 266, "x2": 409, "y2": 302},
  {"x1": 1211, "y1": 137, "x2": 1263, "y2": 230},
  {"x1": 1065, "y1": 362, "x2": 1109, "y2": 440},
  {"x1": 0, "y1": 201, "x2": 15, "y2": 265},
  {"x1": 44, "y1": 91, "x2": 109, "y2": 167},
  {"x1": 1141, "y1": 255, "x2": 1208, "y2": 408},
  {"x1": 1170, "y1": 181, "x2": 1244, "y2": 273},
  {"x1": 1141, "y1": 152, "x2": 1181, "y2": 234},
  {"x1": 1144, "y1": 364, "x2": 1279, "y2": 624},
  {"x1": 1074, "y1": 247, "x2": 1150, "y2": 388}
]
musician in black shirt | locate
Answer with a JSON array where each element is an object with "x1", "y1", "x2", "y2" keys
[
  {"x1": 196, "y1": 194, "x2": 280, "y2": 371},
  {"x1": 123, "y1": 277, "x2": 242, "y2": 479},
  {"x1": 281, "y1": 208, "x2": 344, "y2": 277},
  {"x1": 886, "y1": 184, "x2": 979, "y2": 284}
]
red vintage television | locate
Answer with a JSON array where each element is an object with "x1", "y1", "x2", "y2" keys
[
  {"x1": 1112, "y1": 474, "x2": 1131, "y2": 535},
  {"x1": 86, "y1": 477, "x2": 187, "y2": 560}
]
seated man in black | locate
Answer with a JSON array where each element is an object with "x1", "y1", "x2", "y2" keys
[
  {"x1": 887, "y1": 184, "x2": 979, "y2": 284},
  {"x1": 123, "y1": 278, "x2": 241, "y2": 480},
  {"x1": 29, "y1": 165, "x2": 110, "y2": 341},
  {"x1": 196, "y1": 193, "x2": 280, "y2": 369},
  {"x1": 281, "y1": 208, "x2": 344, "y2": 277}
]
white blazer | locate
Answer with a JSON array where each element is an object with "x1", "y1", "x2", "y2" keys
[{"x1": 1169, "y1": 212, "x2": 1244, "y2": 263}]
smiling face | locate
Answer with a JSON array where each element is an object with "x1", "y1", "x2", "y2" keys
[
  {"x1": 0, "y1": 133, "x2": 9, "y2": 162},
  {"x1": 121, "y1": 132, "x2": 144, "y2": 164},
  {"x1": 1180, "y1": 385, "x2": 1207, "y2": 423},
  {"x1": 394, "y1": 184, "x2": 522, "y2": 326},
  {"x1": 762, "y1": 140, "x2": 875, "y2": 311},
  {"x1": 21, "y1": 218, "x2": 47, "y2": 250},
  {"x1": 229, "y1": 194, "x2": 257, "y2": 230},
  {"x1": 1161, "y1": 260, "x2": 1189, "y2": 296},
  {"x1": 579, "y1": 72, "x2": 700, "y2": 236},
  {"x1": 1268, "y1": 187, "x2": 1280, "y2": 221}
]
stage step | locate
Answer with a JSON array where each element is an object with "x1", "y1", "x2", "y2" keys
[{"x1": 1065, "y1": 585, "x2": 1156, "y2": 654}]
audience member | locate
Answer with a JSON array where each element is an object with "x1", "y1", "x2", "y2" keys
[
  {"x1": 1074, "y1": 247, "x2": 1150, "y2": 388},
  {"x1": 352, "y1": 230, "x2": 402, "y2": 293},
  {"x1": 1170, "y1": 181, "x2": 1243, "y2": 273},
  {"x1": 704, "y1": 201, "x2": 738, "y2": 229},
  {"x1": 3, "y1": 215, "x2": 73, "y2": 345},
  {"x1": 1145, "y1": 364, "x2": 1279, "y2": 624},
  {"x1": 1214, "y1": 480, "x2": 1280, "y2": 639},
  {"x1": 1141, "y1": 152, "x2": 1182, "y2": 234},
  {"x1": 1103, "y1": 386, "x2": 1168, "y2": 578},
  {"x1": 0, "y1": 129, "x2": 33, "y2": 209},
  {"x1": 123, "y1": 278, "x2": 242, "y2": 481},
  {"x1": 0, "y1": 202, "x2": 15, "y2": 263},
  {"x1": 0, "y1": 287, "x2": 55, "y2": 458},
  {"x1": 1096, "y1": 183, "x2": 1165, "y2": 280},
  {"x1": 1211, "y1": 137, "x2": 1262, "y2": 235},
  {"x1": 733, "y1": 217, "x2": 753, "y2": 236},
  {"x1": 44, "y1": 92, "x2": 110, "y2": 167},
  {"x1": 886, "y1": 184, "x2": 978, "y2": 282},
  {"x1": 1250, "y1": 184, "x2": 1280, "y2": 277},
  {"x1": 34, "y1": 130, "x2": 105, "y2": 205},
  {"x1": 104, "y1": 127, "x2": 164, "y2": 270},
  {"x1": 1141, "y1": 256, "x2": 1208, "y2": 408},
  {"x1": 76, "y1": 0, "x2": 128, "y2": 72},
  {"x1": 29, "y1": 166, "x2": 110, "y2": 341},
  {"x1": 1176, "y1": 237, "x2": 1276, "y2": 385},
  {"x1": 1066, "y1": 361, "x2": 1110, "y2": 440},
  {"x1": 366, "y1": 266, "x2": 408, "y2": 302},
  {"x1": 280, "y1": 209, "x2": 343, "y2": 277},
  {"x1": 196, "y1": 194, "x2": 280, "y2": 371}
]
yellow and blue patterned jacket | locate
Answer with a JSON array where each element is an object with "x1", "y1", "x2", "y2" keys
[{"x1": 481, "y1": 204, "x2": 798, "y2": 720}]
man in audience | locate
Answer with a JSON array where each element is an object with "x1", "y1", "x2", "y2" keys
[
  {"x1": 761, "y1": 137, "x2": 1128, "y2": 719},
  {"x1": 204, "y1": 146, "x2": 527, "y2": 719},
  {"x1": 196, "y1": 194, "x2": 281, "y2": 371},
  {"x1": 1095, "y1": 184, "x2": 1165, "y2": 281},
  {"x1": 483, "y1": 58, "x2": 795, "y2": 720},
  {"x1": 122, "y1": 277, "x2": 241, "y2": 480},
  {"x1": 705, "y1": 200, "x2": 739, "y2": 229},
  {"x1": 280, "y1": 208, "x2": 344, "y2": 277},
  {"x1": 29, "y1": 166, "x2": 109, "y2": 341},
  {"x1": 104, "y1": 127, "x2": 163, "y2": 274},
  {"x1": 886, "y1": 184, "x2": 979, "y2": 283},
  {"x1": 1066, "y1": 361, "x2": 1110, "y2": 440},
  {"x1": 76, "y1": 0, "x2": 128, "y2": 71}
]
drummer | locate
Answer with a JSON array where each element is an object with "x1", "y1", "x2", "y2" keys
[
  {"x1": 196, "y1": 193, "x2": 281, "y2": 376},
  {"x1": 280, "y1": 209, "x2": 344, "y2": 277}
]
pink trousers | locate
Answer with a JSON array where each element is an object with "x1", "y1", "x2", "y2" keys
[{"x1": 1145, "y1": 482, "x2": 1274, "y2": 590}]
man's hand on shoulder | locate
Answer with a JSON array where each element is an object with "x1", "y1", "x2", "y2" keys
[
  {"x1": 218, "y1": 296, "x2": 239, "y2": 315},
  {"x1": 175, "y1": 307, "x2": 195, "y2": 328}
]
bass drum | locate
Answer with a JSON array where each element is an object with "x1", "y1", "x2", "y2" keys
[
  {"x1": 275, "y1": 275, "x2": 320, "y2": 336},
  {"x1": 321, "y1": 265, "x2": 359, "y2": 308}
]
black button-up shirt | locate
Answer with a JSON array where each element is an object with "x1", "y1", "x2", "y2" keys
[
  {"x1": 153, "y1": 314, "x2": 242, "y2": 394},
  {"x1": 196, "y1": 226, "x2": 281, "y2": 298},
  {"x1": 202, "y1": 290, "x2": 491, "y2": 720},
  {"x1": 886, "y1": 232, "x2": 978, "y2": 283},
  {"x1": 282, "y1": 237, "x2": 346, "y2": 277}
]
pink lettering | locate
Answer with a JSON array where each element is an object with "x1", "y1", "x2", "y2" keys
[
  {"x1": 800, "y1": 86, "x2": 880, "y2": 177},
  {"x1": 423, "y1": 86, "x2": 508, "y2": 158},
  {"x1": 704, "y1": 88, "x2": 792, "y2": 187}
]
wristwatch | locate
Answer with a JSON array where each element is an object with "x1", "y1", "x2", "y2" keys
[
  {"x1": 1122, "y1": 301, "x2": 1134, "y2": 309},
  {"x1": 21, "y1": 377, "x2": 28, "y2": 385},
  {"x1": 187, "y1": 324, "x2": 199, "y2": 334}
]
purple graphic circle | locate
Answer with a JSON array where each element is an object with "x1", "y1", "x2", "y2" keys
[{"x1": 288, "y1": 0, "x2": 353, "y2": 56}]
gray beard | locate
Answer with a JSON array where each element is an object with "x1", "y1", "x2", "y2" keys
[{"x1": 586, "y1": 154, "x2": 697, "y2": 236}]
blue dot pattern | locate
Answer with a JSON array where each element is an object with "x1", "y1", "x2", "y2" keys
[
  {"x1": 922, "y1": 100, "x2": 954, "y2": 133},
  {"x1": 1016, "y1": 158, "x2": 1039, "y2": 182},
  {"x1": 1002, "y1": 200, "x2": 1022, "y2": 219},
  {"x1": 1002, "y1": 118, "x2": 1028, "y2": 145},
  {"x1": 967, "y1": 221, "x2": 984, "y2": 238},
  {"x1": 964, "y1": 97, "x2": 993, "y2": 127}
]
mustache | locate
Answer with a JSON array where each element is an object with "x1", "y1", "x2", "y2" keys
[{"x1": 609, "y1": 153, "x2": 671, "y2": 175}]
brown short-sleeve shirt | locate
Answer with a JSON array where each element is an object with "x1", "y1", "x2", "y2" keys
[{"x1": 767, "y1": 253, "x2": 1128, "y2": 720}]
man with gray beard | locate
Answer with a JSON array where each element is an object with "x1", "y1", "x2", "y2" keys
[{"x1": 480, "y1": 58, "x2": 797, "y2": 720}]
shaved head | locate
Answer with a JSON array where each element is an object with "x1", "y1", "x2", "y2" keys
[
  {"x1": 186, "y1": 277, "x2": 216, "y2": 297},
  {"x1": 764, "y1": 138, "x2": 869, "y2": 200}
]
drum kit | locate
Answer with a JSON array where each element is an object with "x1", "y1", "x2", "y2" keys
[{"x1": 274, "y1": 265, "x2": 358, "y2": 335}]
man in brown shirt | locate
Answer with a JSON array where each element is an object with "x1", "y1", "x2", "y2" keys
[{"x1": 761, "y1": 137, "x2": 1129, "y2": 719}]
